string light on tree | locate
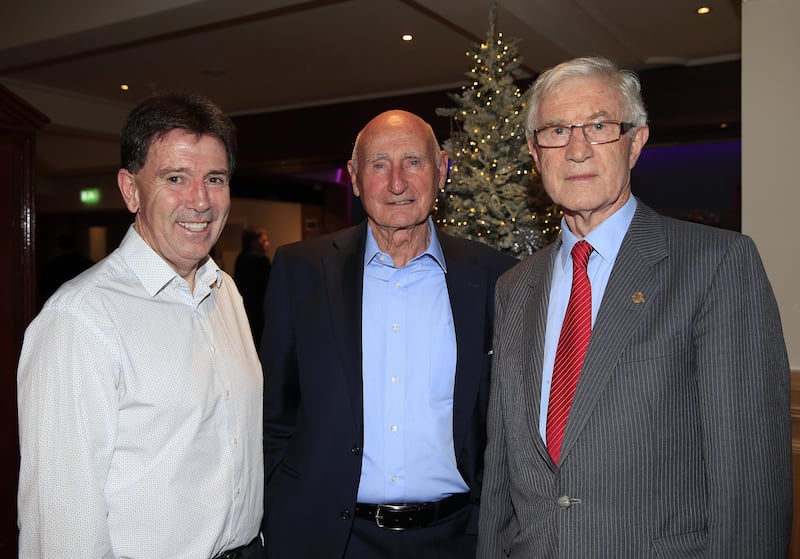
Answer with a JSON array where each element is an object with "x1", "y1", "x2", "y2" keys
[{"x1": 434, "y1": 0, "x2": 559, "y2": 257}]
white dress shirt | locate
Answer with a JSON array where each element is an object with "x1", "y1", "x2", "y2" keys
[{"x1": 17, "y1": 225, "x2": 263, "y2": 559}]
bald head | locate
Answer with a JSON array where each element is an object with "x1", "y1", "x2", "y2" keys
[{"x1": 350, "y1": 110, "x2": 442, "y2": 174}]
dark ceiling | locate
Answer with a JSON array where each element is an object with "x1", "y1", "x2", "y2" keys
[{"x1": 2, "y1": 0, "x2": 741, "y2": 181}]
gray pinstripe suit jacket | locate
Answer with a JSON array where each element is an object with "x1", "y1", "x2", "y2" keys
[{"x1": 478, "y1": 200, "x2": 792, "y2": 558}]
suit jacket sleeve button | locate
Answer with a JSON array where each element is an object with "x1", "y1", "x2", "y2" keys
[
  {"x1": 351, "y1": 445, "x2": 362, "y2": 456},
  {"x1": 556, "y1": 495, "x2": 572, "y2": 510},
  {"x1": 340, "y1": 510, "x2": 352, "y2": 520}
]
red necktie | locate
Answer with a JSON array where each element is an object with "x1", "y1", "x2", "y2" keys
[{"x1": 546, "y1": 240, "x2": 593, "y2": 464}]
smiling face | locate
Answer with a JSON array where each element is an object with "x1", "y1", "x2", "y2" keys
[
  {"x1": 117, "y1": 129, "x2": 231, "y2": 284},
  {"x1": 530, "y1": 75, "x2": 649, "y2": 236},
  {"x1": 347, "y1": 110, "x2": 447, "y2": 239}
]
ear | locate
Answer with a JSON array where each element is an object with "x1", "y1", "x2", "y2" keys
[
  {"x1": 347, "y1": 160, "x2": 360, "y2": 197},
  {"x1": 437, "y1": 150, "x2": 449, "y2": 190},
  {"x1": 628, "y1": 125, "x2": 650, "y2": 169},
  {"x1": 117, "y1": 169, "x2": 140, "y2": 214},
  {"x1": 528, "y1": 139, "x2": 541, "y2": 171}
]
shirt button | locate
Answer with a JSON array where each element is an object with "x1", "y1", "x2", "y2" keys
[
  {"x1": 390, "y1": 424, "x2": 398, "y2": 433},
  {"x1": 209, "y1": 344, "x2": 216, "y2": 353},
  {"x1": 235, "y1": 487, "x2": 241, "y2": 496},
  {"x1": 556, "y1": 495, "x2": 572, "y2": 509},
  {"x1": 391, "y1": 376, "x2": 399, "y2": 384},
  {"x1": 233, "y1": 437, "x2": 238, "y2": 445},
  {"x1": 391, "y1": 475, "x2": 398, "y2": 483},
  {"x1": 392, "y1": 323, "x2": 399, "y2": 331},
  {"x1": 225, "y1": 389, "x2": 231, "y2": 398}
]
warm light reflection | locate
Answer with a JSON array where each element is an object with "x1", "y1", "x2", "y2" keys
[{"x1": 697, "y1": 6, "x2": 711, "y2": 14}]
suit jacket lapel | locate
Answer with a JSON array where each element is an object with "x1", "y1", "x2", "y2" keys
[
  {"x1": 522, "y1": 241, "x2": 560, "y2": 464},
  {"x1": 323, "y1": 224, "x2": 367, "y2": 431},
  {"x1": 558, "y1": 202, "x2": 670, "y2": 463},
  {"x1": 440, "y1": 233, "x2": 490, "y2": 457}
]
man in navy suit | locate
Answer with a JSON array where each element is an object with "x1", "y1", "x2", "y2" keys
[{"x1": 260, "y1": 110, "x2": 517, "y2": 558}]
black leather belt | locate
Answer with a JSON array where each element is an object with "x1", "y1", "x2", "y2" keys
[{"x1": 355, "y1": 492, "x2": 471, "y2": 530}]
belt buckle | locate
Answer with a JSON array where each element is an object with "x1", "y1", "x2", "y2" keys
[{"x1": 374, "y1": 503, "x2": 423, "y2": 531}]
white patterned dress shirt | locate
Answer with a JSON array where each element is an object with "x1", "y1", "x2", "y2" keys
[{"x1": 17, "y1": 225, "x2": 263, "y2": 559}]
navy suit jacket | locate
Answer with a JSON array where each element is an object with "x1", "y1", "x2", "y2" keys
[{"x1": 260, "y1": 222, "x2": 517, "y2": 558}]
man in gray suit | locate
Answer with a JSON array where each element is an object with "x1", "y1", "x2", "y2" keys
[{"x1": 478, "y1": 56, "x2": 792, "y2": 558}]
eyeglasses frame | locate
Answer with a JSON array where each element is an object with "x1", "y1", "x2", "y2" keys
[{"x1": 533, "y1": 120, "x2": 636, "y2": 148}]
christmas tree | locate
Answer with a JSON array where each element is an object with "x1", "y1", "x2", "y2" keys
[{"x1": 435, "y1": 2, "x2": 559, "y2": 257}]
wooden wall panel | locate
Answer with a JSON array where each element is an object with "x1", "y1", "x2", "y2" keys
[{"x1": 0, "y1": 83, "x2": 47, "y2": 557}]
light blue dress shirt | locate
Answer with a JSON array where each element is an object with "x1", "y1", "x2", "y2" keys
[
  {"x1": 357, "y1": 219, "x2": 469, "y2": 503},
  {"x1": 539, "y1": 196, "x2": 637, "y2": 443}
]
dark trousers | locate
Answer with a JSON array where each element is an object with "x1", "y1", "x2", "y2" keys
[
  {"x1": 238, "y1": 534, "x2": 265, "y2": 559},
  {"x1": 343, "y1": 504, "x2": 477, "y2": 559}
]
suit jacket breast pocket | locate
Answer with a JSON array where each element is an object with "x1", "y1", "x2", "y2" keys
[
  {"x1": 619, "y1": 332, "x2": 689, "y2": 364},
  {"x1": 613, "y1": 333, "x2": 697, "y2": 408}
]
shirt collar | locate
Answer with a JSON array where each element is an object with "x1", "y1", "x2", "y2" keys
[
  {"x1": 364, "y1": 217, "x2": 447, "y2": 272},
  {"x1": 119, "y1": 225, "x2": 222, "y2": 297},
  {"x1": 558, "y1": 195, "x2": 637, "y2": 269}
]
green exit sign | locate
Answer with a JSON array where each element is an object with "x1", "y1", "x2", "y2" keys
[{"x1": 80, "y1": 188, "x2": 100, "y2": 205}]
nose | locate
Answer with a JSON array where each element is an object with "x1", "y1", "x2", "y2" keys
[
  {"x1": 388, "y1": 166, "x2": 407, "y2": 195},
  {"x1": 565, "y1": 126, "x2": 593, "y2": 163},
  {"x1": 189, "y1": 179, "x2": 211, "y2": 211}
]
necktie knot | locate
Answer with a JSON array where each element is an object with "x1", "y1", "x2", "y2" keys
[{"x1": 571, "y1": 240, "x2": 593, "y2": 271}]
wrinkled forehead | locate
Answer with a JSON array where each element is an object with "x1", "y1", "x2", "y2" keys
[
  {"x1": 146, "y1": 130, "x2": 229, "y2": 168},
  {"x1": 538, "y1": 75, "x2": 625, "y2": 122},
  {"x1": 358, "y1": 117, "x2": 437, "y2": 158}
]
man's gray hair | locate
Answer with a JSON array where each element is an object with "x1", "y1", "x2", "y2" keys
[{"x1": 524, "y1": 56, "x2": 648, "y2": 141}]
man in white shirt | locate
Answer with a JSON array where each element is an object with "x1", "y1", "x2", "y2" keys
[{"x1": 17, "y1": 93, "x2": 264, "y2": 559}]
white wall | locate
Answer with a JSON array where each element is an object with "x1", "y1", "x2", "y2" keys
[{"x1": 742, "y1": 0, "x2": 800, "y2": 368}]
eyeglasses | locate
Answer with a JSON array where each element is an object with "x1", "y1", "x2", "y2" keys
[{"x1": 533, "y1": 120, "x2": 635, "y2": 148}]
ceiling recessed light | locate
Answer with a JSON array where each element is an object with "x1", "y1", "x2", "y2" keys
[
  {"x1": 120, "y1": 84, "x2": 129, "y2": 91},
  {"x1": 402, "y1": 34, "x2": 413, "y2": 42},
  {"x1": 697, "y1": 6, "x2": 711, "y2": 14}
]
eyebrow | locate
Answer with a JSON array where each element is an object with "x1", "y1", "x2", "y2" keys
[
  {"x1": 365, "y1": 153, "x2": 389, "y2": 163},
  {"x1": 543, "y1": 110, "x2": 612, "y2": 126},
  {"x1": 157, "y1": 167, "x2": 230, "y2": 177},
  {"x1": 205, "y1": 169, "x2": 230, "y2": 177},
  {"x1": 365, "y1": 152, "x2": 428, "y2": 163}
]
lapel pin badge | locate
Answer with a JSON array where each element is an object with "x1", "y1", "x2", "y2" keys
[{"x1": 631, "y1": 291, "x2": 645, "y2": 304}]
